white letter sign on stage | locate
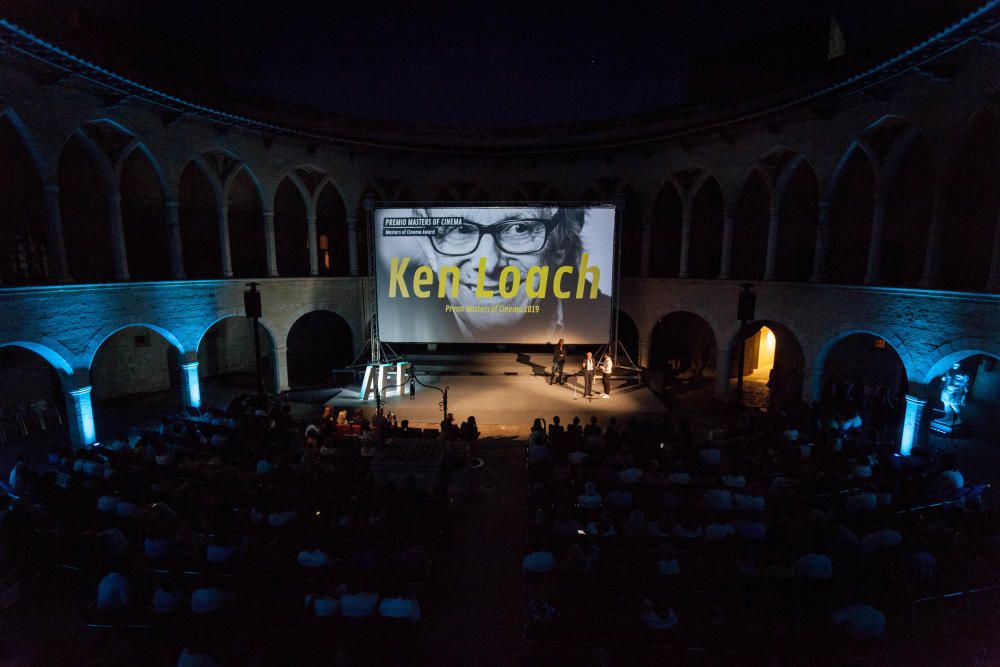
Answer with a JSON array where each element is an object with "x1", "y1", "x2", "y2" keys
[
  {"x1": 361, "y1": 364, "x2": 388, "y2": 401},
  {"x1": 360, "y1": 363, "x2": 411, "y2": 401}
]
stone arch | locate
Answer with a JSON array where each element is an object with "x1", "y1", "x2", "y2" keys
[
  {"x1": 179, "y1": 157, "x2": 223, "y2": 278},
  {"x1": 812, "y1": 327, "x2": 911, "y2": 408},
  {"x1": 0, "y1": 343, "x2": 73, "y2": 439},
  {"x1": 648, "y1": 311, "x2": 719, "y2": 381},
  {"x1": 774, "y1": 156, "x2": 819, "y2": 282},
  {"x1": 313, "y1": 175, "x2": 350, "y2": 209},
  {"x1": 650, "y1": 178, "x2": 683, "y2": 277},
  {"x1": 119, "y1": 143, "x2": 170, "y2": 280},
  {"x1": 316, "y1": 180, "x2": 349, "y2": 275},
  {"x1": 920, "y1": 344, "x2": 1000, "y2": 443},
  {"x1": 920, "y1": 338, "x2": 1000, "y2": 386},
  {"x1": 227, "y1": 164, "x2": 267, "y2": 277},
  {"x1": 58, "y1": 130, "x2": 114, "y2": 282},
  {"x1": 84, "y1": 322, "x2": 185, "y2": 370},
  {"x1": 827, "y1": 141, "x2": 877, "y2": 284},
  {"x1": 940, "y1": 107, "x2": 1000, "y2": 291},
  {"x1": 196, "y1": 314, "x2": 280, "y2": 393},
  {"x1": 723, "y1": 319, "x2": 805, "y2": 409},
  {"x1": 274, "y1": 174, "x2": 311, "y2": 277},
  {"x1": 0, "y1": 107, "x2": 48, "y2": 181},
  {"x1": 687, "y1": 175, "x2": 724, "y2": 279},
  {"x1": 89, "y1": 326, "x2": 185, "y2": 428},
  {"x1": 879, "y1": 128, "x2": 935, "y2": 286},
  {"x1": 0, "y1": 341, "x2": 74, "y2": 379},
  {"x1": 285, "y1": 309, "x2": 355, "y2": 388},
  {"x1": 731, "y1": 164, "x2": 772, "y2": 280},
  {"x1": 0, "y1": 109, "x2": 48, "y2": 284}
]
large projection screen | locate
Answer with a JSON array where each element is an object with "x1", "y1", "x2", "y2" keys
[{"x1": 374, "y1": 205, "x2": 616, "y2": 344}]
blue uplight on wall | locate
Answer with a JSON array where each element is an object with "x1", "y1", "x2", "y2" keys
[
  {"x1": 181, "y1": 361, "x2": 201, "y2": 409},
  {"x1": 68, "y1": 385, "x2": 96, "y2": 445}
]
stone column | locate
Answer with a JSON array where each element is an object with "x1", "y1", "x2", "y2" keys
[
  {"x1": 65, "y1": 385, "x2": 97, "y2": 447},
  {"x1": 639, "y1": 216, "x2": 652, "y2": 277},
  {"x1": 218, "y1": 205, "x2": 233, "y2": 278},
  {"x1": 108, "y1": 189, "x2": 130, "y2": 280},
  {"x1": 809, "y1": 200, "x2": 831, "y2": 283},
  {"x1": 805, "y1": 367, "x2": 825, "y2": 404},
  {"x1": 864, "y1": 194, "x2": 885, "y2": 285},
  {"x1": 678, "y1": 205, "x2": 692, "y2": 278},
  {"x1": 718, "y1": 213, "x2": 734, "y2": 279},
  {"x1": 42, "y1": 184, "x2": 71, "y2": 282},
  {"x1": 165, "y1": 199, "x2": 185, "y2": 279},
  {"x1": 899, "y1": 394, "x2": 927, "y2": 456},
  {"x1": 180, "y1": 361, "x2": 201, "y2": 409},
  {"x1": 263, "y1": 210, "x2": 278, "y2": 277},
  {"x1": 986, "y1": 208, "x2": 1000, "y2": 292},
  {"x1": 713, "y1": 365, "x2": 730, "y2": 401},
  {"x1": 918, "y1": 187, "x2": 943, "y2": 289},
  {"x1": 273, "y1": 344, "x2": 289, "y2": 392},
  {"x1": 763, "y1": 204, "x2": 780, "y2": 281},
  {"x1": 346, "y1": 213, "x2": 360, "y2": 276},
  {"x1": 307, "y1": 212, "x2": 319, "y2": 276}
]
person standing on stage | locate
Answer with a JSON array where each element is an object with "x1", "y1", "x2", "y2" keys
[
  {"x1": 582, "y1": 351, "x2": 596, "y2": 398},
  {"x1": 600, "y1": 352, "x2": 613, "y2": 398},
  {"x1": 550, "y1": 338, "x2": 567, "y2": 385}
]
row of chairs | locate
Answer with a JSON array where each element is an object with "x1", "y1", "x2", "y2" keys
[{"x1": 0, "y1": 399, "x2": 63, "y2": 443}]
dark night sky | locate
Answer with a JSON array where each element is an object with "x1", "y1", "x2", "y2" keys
[{"x1": 1, "y1": 0, "x2": 971, "y2": 126}]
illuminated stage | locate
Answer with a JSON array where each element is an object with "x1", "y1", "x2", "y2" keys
[{"x1": 326, "y1": 373, "x2": 667, "y2": 429}]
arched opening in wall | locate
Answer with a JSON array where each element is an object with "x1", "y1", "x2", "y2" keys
[
  {"x1": 777, "y1": 160, "x2": 818, "y2": 282},
  {"x1": 650, "y1": 183, "x2": 682, "y2": 277},
  {"x1": 59, "y1": 134, "x2": 113, "y2": 283},
  {"x1": 728, "y1": 320, "x2": 803, "y2": 411},
  {"x1": 619, "y1": 187, "x2": 642, "y2": 277},
  {"x1": 316, "y1": 182, "x2": 348, "y2": 276},
  {"x1": 731, "y1": 169, "x2": 770, "y2": 280},
  {"x1": 648, "y1": 312, "x2": 717, "y2": 391},
  {"x1": 941, "y1": 110, "x2": 1000, "y2": 291},
  {"x1": 90, "y1": 326, "x2": 181, "y2": 439},
  {"x1": 179, "y1": 161, "x2": 221, "y2": 278},
  {"x1": 197, "y1": 316, "x2": 277, "y2": 396},
  {"x1": 274, "y1": 177, "x2": 310, "y2": 277},
  {"x1": 615, "y1": 310, "x2": 639, "y2": 366},
  {"x1": 828, "y1": 146, "x2": 875, "y2": 284},
  {"x1": 881, "y1": 134, "x2": 934, "y2": 286},
  {"x1": 926, "y1": 353, "x2": 1000, "y2": 445},
  {"x1": 821, "y1": 333, "x2": 906, "y2": 435},
  {"x1": 0, "y1": 345, "x2": 65, "y2": 440},
  {"x1": 0, "y1": 115, "x2": 47, "y2": 285},
  {"x1": 286, "y1": 310, "x2": 354, "y2": 388},
  {"x1": 228, "y1": 169, "x2": 266, "y2": 277},
  {"x1": 120, "y1": 148, "x2": 169, "y2": 280},
  {"x1": 688, "y1": 177, "x2": 724, "y2": 279}
]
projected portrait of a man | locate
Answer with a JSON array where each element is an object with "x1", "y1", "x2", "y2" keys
[{"x1": 376, "y1": 206, "x2": 613, "y2": 344}]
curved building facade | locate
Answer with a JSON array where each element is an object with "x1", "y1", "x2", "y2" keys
[{"x1": 0, "y1": 6, "x2": 998, "y2": 451}]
